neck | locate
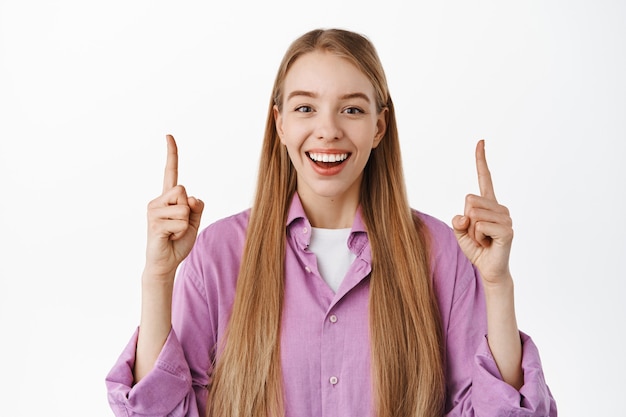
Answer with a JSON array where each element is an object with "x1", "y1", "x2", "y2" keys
[{"x1": 298, "y1": 189, "x2": 359, "y2": 229}]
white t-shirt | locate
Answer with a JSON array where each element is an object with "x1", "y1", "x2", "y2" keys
[{"x1": 308, "y1": 227, "x2": 356, "y2": 293}]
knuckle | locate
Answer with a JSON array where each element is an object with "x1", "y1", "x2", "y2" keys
[
  {"x1": 146, "y1": 206, "x2": 161, "y2": 221},
  {"x1": 465, "y1": 194, "x2": 482, "y2": 208},
  {"x1": 174, "y1": 184, "x2": 187, "y2": 195},
  {"x1": 163, "y1": 185, "x2": 186, "y2": 199},
  {"x1": 147, "y1": 197, "x2": 161, "y2": 209},
  {"x1": 147, "y1": 220, "x2": 163, "y2": 235},
  {"x1": 175, "y1": 204, "x2": 191, "y2": 217}
]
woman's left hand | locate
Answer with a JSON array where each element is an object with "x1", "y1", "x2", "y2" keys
[
  {"x1": 452, "y1": 140, "x2": 514, "y2": 285},
  {"x1": 453, "y1": 140, "x2": 524, "y2": 390}
]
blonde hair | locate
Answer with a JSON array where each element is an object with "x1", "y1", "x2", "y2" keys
[{"x1": 208, "y1": 28, "x2": 445, "y2": 417}]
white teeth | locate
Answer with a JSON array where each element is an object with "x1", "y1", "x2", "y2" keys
[{"x1": 308, "y1": 152, "x2": 348, "y2": 162}]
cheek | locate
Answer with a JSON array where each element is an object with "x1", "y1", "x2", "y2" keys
[
  {"x1": 355, "y1": 125, "x2": 379, "y2": 147},
  {"x1": 283, "y1": 145, "x2": 305, "y2": 169},
  {"x1": 281, "y1": 136, "x2": 302, "y2": 158},
  {"x1": 282, "y1": 121, "x2": 310, "y2": 144}
]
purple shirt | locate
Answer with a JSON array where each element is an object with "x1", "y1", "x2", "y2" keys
[{"x1": 106, "y1": 194, "x2": 556, "y2": 416}]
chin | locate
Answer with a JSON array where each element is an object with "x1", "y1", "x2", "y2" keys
[{"x1": 307, "y1": 184, "x2": 359, "y2": 201}]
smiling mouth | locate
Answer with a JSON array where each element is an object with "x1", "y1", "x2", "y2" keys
[{"x1": 307, "y1": 152, "x2": 350, "y2": 168}]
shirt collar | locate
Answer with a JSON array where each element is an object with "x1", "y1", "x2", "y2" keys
[
  {"x1": 286, "y1": 193, "x2": 370, "y2": 258},
  {"x1": 286, "y1": 192, "x2": 309, "y2": 228}
]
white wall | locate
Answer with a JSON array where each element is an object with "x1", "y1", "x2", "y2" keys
[{"x1": 1, "y1": 1, "x2": 624, "y2": 415}]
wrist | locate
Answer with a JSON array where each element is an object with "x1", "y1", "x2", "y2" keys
[
  {"x1": 481, "y1": 271, "x2": 514, "y2": 292},
  {"x1": 482, "y1": 273, "x2": 516, "y2": 316},
  {"x1": 142, "y1": 266, "x2": 177, "y2": 285}
]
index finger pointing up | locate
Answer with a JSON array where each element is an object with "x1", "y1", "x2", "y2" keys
[
  {"x1": 475, "y1": 139, "x2": 497, "y2": 201},
  {"x1": 163, "y1": 134, "x2": 179, "y2": 193}
]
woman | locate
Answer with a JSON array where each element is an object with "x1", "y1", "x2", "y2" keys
[{"x1": 106, "y1": 28, "x2": 556, "y2": 416}]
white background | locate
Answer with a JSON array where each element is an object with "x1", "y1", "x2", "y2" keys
[{"x1": 1, "y1": 1, "x2": 624, "y2": 416}]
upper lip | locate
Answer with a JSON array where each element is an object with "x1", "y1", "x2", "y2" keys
[{"x1": 306, "y1": 148, "x2": 351, "y2": 154}]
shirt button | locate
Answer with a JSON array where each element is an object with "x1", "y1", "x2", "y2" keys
[
  {"x1": 329, "y1": 315, "x2": 338, "y2": 323},
  {"x1": 304, "y1": 266, "x2": 312, "y2": 273},
  {"x1": 302, "y1": 227, "x2": 308, "y2": 234},
  {"x1": 329, "y1": 376, "x2": 338, "y2": 385}
]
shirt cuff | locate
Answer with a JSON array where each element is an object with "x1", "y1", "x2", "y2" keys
[
  {"x1": 105, "y1": 327, "x2": 193, "y2": 416},
  {"x1": 472, "y1": 331, "x2": 556, "y2": 416}
]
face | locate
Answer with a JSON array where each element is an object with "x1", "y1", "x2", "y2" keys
[{"x1": 274, "y1": 51, "x2": 387, "y2": 208}]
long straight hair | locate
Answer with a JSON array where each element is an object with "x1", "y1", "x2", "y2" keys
[{"x1": 208, "y1": 29, "x2": 445, "y2": 417}]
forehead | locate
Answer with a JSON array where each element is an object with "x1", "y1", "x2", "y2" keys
[{"x1": 283, "y1": 51, "x2": 375, "y2": 99}]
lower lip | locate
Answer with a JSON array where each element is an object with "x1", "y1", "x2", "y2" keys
[{"x1": 307, "y1": 156, "x2": 350, "y2": 176}]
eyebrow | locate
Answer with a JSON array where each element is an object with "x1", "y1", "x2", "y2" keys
[{"x1": 286, "y1": 90, "x2": 371, "y2": 103}]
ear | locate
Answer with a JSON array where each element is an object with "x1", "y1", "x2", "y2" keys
[
  {"x1": 372, "y1": 107, "x2": 388, "y2": 149},
  {"x1": 273, "y1": 105, "x2": 285, "y2": 144}
]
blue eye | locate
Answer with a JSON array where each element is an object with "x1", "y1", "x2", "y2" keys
[{"x1": 295, "y1": 105, "x2": 313, "y2": 113}]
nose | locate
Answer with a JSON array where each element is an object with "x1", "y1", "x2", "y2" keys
[{"x1": 315, "y1": 111, "x2": 343, "y2": 141}]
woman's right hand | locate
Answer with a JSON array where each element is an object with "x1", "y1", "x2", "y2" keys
[
  {"x1": 144, "y1": 134, "x2": 204, "y2": 281},
  {"x1": 135, "y1": 135, "x2": 204, "y2": 383}
]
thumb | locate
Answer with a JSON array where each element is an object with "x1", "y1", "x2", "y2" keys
[
  {"x1": 188, "y1": 197, "x2": 205, "y2": 232},
  {"x1": 451, "y1": 215, "x2": 469, "y2": 238}
]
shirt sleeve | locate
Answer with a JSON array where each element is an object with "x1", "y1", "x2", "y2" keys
[
  {"x1": 104, "y1": 216, "x2": 238, "y2": 417},
  {"x1": 104, "y1": 245, "x2": 213, "y2": 417},
  {"x1": 440, "y1": 229, "x2": 558, "y2": 416},
  {"x1": 104, "y1": 328, "x2": 202, "y2": 417}
]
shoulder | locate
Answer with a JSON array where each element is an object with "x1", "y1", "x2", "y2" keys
[
  {"x1": 180, "y1": 208, "x2": 252, "y2": 295},
  {"x1": 195, "y1": 208, "x2": 251, "y2": 249},
  {"x1": 411, "y1": 208, "x2": 469, "y2": 268},
  {"x1": 183, "y1": 208, "x2": 252, "y2": 279},
  {"x1": 412, "y1": 209, "x2": 477, "y2": 305},
  {"x1": 412, "y1": 209, "x2": 458, "y2": 255}
]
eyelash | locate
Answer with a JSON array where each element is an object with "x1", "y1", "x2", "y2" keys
[
  {"x1": 294, "y1": 106, "x2": 365, "y2": 114},
  {"x1": 344, "y1": 107, "x2": 364, "y2": 115}
]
